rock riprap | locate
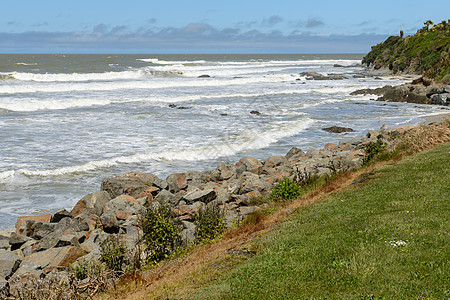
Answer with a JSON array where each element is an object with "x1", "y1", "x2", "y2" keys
[{"x1": 0, "y1": 128, "x2": 393, "y2": 285}]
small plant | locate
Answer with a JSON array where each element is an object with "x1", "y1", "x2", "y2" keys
[
  {"x1": 71, "y1": 260, "x2": 89, "y2": 280},
  {"x1": 100, "y1": 236, "x2": 127, "y2": 272},
  {"x1": 195, "y1": 203, "x2": 226, "y2": 242},
  {"x1": 363, "y1": 139, "x2": 386, "y2": 165},
  {"x1": 140, "y1": 204, "x2": 182, "y2": 263},
  {"x1": 269, "y1": 177, "x2": 301, "y2": 201}
]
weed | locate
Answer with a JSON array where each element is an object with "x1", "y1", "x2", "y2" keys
[
  {"x1": 195, "y1": 203, "x2": 226, "y2": 242},
  {"x1": 269, "y1": 177, "x2": 301, "y2": 201},
  {"x1": 363, "y1": 139, "x2": 387, "y2": 165},
  {"x1": 100, "y1": 236, "x2": 127, "y2": 272},
  {"x1": 140, "y1": 204, "x2": 182, "y2": 263},
  {"x1": 71, "y1": 260, "x2": 89, "y2": 280}
]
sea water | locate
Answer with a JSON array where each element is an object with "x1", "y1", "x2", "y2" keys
[{"x1": 0, "y1": 54, "x2": 445, "y2": 229}]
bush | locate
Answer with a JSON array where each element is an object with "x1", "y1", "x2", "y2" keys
[
  {"x1": 269, "y1": 177, "x2": 301, "y2": 201},
  {"x1": 71, "y1": 260, "x2": 89, "y2": 280},
  {"x1": 100, "y1": 236, "x2": 127, "y2": 272},
  {"x1": 363, "y1": 139, "x2": 387, "y2": 165},
  {"x1": 195, "y1": 203, "x2": 226, "y2": 242},
  {"x1": 140, "y1": 204, "x2": 182, "y2": 263}
]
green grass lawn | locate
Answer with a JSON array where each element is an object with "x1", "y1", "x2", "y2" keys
[{"x1": 194, "y1": 143, "x2": 450, "y2": 299}]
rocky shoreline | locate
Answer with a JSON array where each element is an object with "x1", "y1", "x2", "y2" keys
[
  {"x1": 0, "y1": 122, "x2": 396, "y2": 291},
  {"x1": 1, "y1": 82, "x2": 449, "y2": 297},
  {"x1": 351, "y1": 76, "x2": 450, "y2": 106}
]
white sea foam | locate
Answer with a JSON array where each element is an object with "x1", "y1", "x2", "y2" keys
[
  {"x1": 138, "y1": 58, "x2": 207, "y2": 65},
  {"x1": 16, "y1": 62, "x2": 37, "y2": 66},
  {"x1": 0, "y1": 76, "x2": 287, "y2": 95},
  {"x1": 2, "y1": 70, "x2": 159, "y2": 82},
  {"x1": 0, "y1": 118, "x2": 314, "y2": 180},
  {"x1": 0, "y1": 89, "x2": 333, "y2": 112}
]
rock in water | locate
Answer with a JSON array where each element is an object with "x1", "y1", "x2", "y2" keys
[{"x1": 322, "y1": 126, "x2": 354, "y2": 133}]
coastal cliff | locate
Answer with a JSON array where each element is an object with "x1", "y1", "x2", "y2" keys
[
  {"x1": 362, "y1": 19, "x2": 450, "y2": 82},
  {"x1": 354, "y1": 20, "x2": 450, "y2": 106}
]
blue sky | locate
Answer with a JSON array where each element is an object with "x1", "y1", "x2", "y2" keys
[{"x1": 1, "y1": 0, "x2": 449, "y2": 53}]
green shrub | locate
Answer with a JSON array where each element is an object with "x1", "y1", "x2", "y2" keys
[
  {"x1": 195, "y1": 203, "x2": 226, "y2": 242},
  {"x1": 269, "y1": 177, "x2": 301, "y2": 201},
  {"x1": 100, "y1": 236, "x2": 127, "y2": 272},
  {"x1": 140, "y1": 204, "x2": 182, "y2": 263},
  {"x1": 363, "y1": 139, "x2": 387, "y2": 165},
  {"x1": 71, "y1": 260, "x2": 89, "y2": 280}
]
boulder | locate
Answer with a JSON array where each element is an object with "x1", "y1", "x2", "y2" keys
[
  {"x1": 437, "y1": 85, "x2": 450, "y2": 93},
  {"x1": 99, "y1": 213, "x2": 120, "y2": 234},
  {"x1": 154, "y1": 189, "x2": 179, "y2": 206},
  {"x1": 10, "y1": 262, "x2": 42, "y2": 280},
  {"x1": 183, "y1": 189, "x2": 216, "y2": 204},
  {"x1": 51, "y1": 208, "x2": 72, "y2": 223},
  {"x1": 264, "y1": 156, "x2": 287, "y2": 167},
  {"x1": 0, "y1": 250, "x2": 21, "y2": 279},
  {"x1": 80, "y1": 229, "x2": 109, "y2": 254},
  {"x1": 103, "y1": 195, "x2": 144, "y2": 220},
  {"x1": 74, "y1": 212, "x2": 102, "y2": 232},
  {"x1": 239, "y1": 172, "x2": 272, "y2": 194},
  {"x1": 71, "y1": 191, "x2": 111, "y2": 217},
  {"x1": 239, "y1": 206, "x2": 258, "y2": 216},
  {"x1": 102, "y1": 172, "x2": 166, "y2": 199},
  {"x1": 24, "y1": 220, "x2": 56, "y2": 240},
  {"x1": 166, "y1": 173, "x2": 188, "y2": 193},
  {"x1": 237, "y1": 156, "x2": 263, "y2": 174},
  {"x1": 250, "y1": 110, "x2": 261, "y2": 115},
  {"x1": 15, "y1": 214, "x2": 52, "y2": 233},
  {"x1": 18, "y1": 246, "x2": 86, "y2": 273},
  {"x1": 431, "y1": 93, "x2": 449, "y2": 105},
  {"x1": 55, "y1": 217, "x2": 89, "y2": 233},
  {"x1": 322, "y1": 126, "x2": 354, "y2": 133},
  {"x1": 9, "y1": 233, "x2": 31, "y2": 251},
  {"x1": 285, "y1": 147, "x2": 304, "y2": 160},
  {"x1": 0, "y1": 235, "x2": 9, "y2": 250},
  {"x1": 301, "y1": 71, "x2": 346, "y2": 80},
  {"x1": 217, "y1": 163, "x2": 237, "y2": 180},
  {"x1": 181, "y1": 228, "x2": 195, "y2": 245}
]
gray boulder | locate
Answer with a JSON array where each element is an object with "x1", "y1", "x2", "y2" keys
[
  {"x1": 102, "y1": 195, "x2": 145, "y2": 220},
  {"x1": 437, "y1": 85, "x2": 450, "y2": 94},
  {"x1": 9, "y1": 233, "x2": 31, "y2": 251},
  {"x1": 183, "y1": 189, "x2": 216, "y2": 204},
  {"x1": 24, "y1": 220, "x2": 56, "y2": 240},
  {"x1": 154, "y1": 189, "x2": 179, "y2": 206},
  {"x1": 0, "y1": 235, "x2": 9, "y2": 250},
  {"x1": 239, "y1": 172, "x2": 272, "y2": 194},
  {"x1": 51, "y1": 208, "x2": 72, "y2": 223},
  {"x1": 264, "y1": 156, "x2": 288, "y2": 167},
  {"x1": 216, "y1": 163, "x2": 237, "y2": 181},
  {"x1": 431, "y1": 93, "x2": 449, "y2": 105},
  {"x1": 102, "y1": 172, "x2": 166, "y2": 199},
  {"x1": 71, "y1": 191, "x2": 111, "y2": 217},
  {"x1": 0, "y1": 250, "x2": 21, "y2": 279}
]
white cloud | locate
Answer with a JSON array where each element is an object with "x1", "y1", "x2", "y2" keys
[{"x1": 0, "y1": 22, "x2": 388, "y2": 53}]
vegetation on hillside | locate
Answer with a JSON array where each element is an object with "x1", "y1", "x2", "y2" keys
[
  {"x1": 195, "y1": 142, "x2": 450, "y2": 299},
  {"x1": 362, "y1": 20, "x2": 450, "y2": 82}
]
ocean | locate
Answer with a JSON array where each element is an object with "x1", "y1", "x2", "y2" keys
[{"x1": 0, "y1": 54, "x2": 445, "y2": 229}]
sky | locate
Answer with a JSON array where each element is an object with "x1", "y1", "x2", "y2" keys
[{"x1": 1, "y1": 0, "x2": 449, "y2": 54}]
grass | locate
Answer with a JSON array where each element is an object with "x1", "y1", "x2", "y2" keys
[{"x1": 193, "y1": 143, "x2": 450, "y2": 299}]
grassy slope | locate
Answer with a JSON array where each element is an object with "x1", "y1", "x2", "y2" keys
[
  {"x1": 195, "y1": 143, "x2": 450, "y2": 299},
  {"x1": 362, "y1": 21, "x2": 450, "y2": 82}
]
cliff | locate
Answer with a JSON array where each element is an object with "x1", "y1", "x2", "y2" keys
[{"x1": 362, "y1": 20, "x2": 450, "y2": 82}]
